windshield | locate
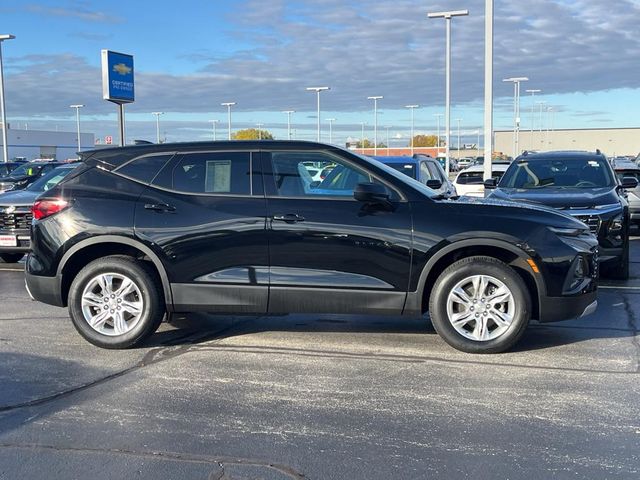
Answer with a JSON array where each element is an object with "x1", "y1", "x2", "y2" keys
[
  {"x1": 0, "y1": 164, "x2": 13, "y2": 177},
  {"x1": 385, "y1": 163, "x2": 417, "y2": 179},
  {"x1": 26, "y1": 166, "x2": 76, "y2": 192},
  {"x1": 8, "y1": 163, "x2": 44, "y2": 177},
  {"x1": 456, "y1": 170, "x2": 505, "y2": 185},
  {"x1": 499, "y1": 157, "x2": 615, "y2": 189}
]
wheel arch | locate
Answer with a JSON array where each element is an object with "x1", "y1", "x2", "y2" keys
[
  {"x1": 58, "y1": 235, "x2": 173, "y2": 308},
  {"x1": 406, "y1": 239, "x2": 544, "y2": 320}
]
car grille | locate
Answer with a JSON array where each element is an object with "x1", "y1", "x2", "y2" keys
[
  {"x1": 572, "y1": 214, "x2": 600, "y2": 234},
  {"x1": 0, "y1": 209, "x2": 33, "y2": 231}
]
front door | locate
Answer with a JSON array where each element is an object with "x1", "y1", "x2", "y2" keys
[
  {"x1": 135, "y1": 150, "x2": 269, "y2": 313},
  {"x1": 262, "y1": 149, "x2": 413, "y2": 315}
]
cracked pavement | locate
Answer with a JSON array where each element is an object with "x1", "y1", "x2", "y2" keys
[{"x1": 0, "y1": 239, "x2": 639, "y2": 479}]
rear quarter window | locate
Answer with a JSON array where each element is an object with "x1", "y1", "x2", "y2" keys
[{"x1": 115, "y1": 154, "x2": 175, "y2": 184}]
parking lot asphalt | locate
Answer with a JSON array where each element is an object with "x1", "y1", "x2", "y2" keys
[{"x1": 0, "y1": 241, "x2": 639, "y2": 479}]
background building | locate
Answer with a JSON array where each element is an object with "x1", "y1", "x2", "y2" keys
[
  {"x1": 495, "y1": 127, "x2": 640, "y2": 157},
  {"x1": 0, "y1": 124, "x2": 94, "y2": 160}
]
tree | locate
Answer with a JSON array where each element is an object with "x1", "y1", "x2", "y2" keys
[
  {"x1": 411, "y1": 134, "x2": 439, "y2": 147},
  {"x1": 353, "y1": 139, "x2": 385, "y2": 148},
  {"x1": 232, "y1": 128, "x2": 274, "y2": 140}
]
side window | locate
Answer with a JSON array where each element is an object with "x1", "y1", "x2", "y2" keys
[
  {"x1": 426, "y1": 162, "x2": 445, "y2": 182},
  {"x1": 116, "y1": 154, "x2": 174, "y2": 184},
  {"x1": 153, "y1": 151, "x2": 253, "y2": 195},
  {"x1": 419, "y1": 162, "x2": 433, "y2": 182}
]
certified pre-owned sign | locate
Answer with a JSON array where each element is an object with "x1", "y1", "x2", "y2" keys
[{"x1": 101, "y1": 50, "x2": 134, "y2": 104}]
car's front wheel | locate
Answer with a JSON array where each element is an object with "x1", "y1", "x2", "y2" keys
[
  {"x1": 429, "y1": 256, "x2": 531, "y2": 354},
  {"x1": 68, "y1": 255, "x2": 165, "y2": 349}
]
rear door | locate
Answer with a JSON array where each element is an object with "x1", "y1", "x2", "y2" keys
[{"x1": 134, "y1": 150, "x2": 269, "y2": 313}]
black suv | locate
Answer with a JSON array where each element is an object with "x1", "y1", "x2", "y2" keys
[
  {"x1": 26, "y1": 141, "x2": 598, "y2": 353},
  {"x1": 486, "y1": 151, "x2": 636, "y2": 279}
]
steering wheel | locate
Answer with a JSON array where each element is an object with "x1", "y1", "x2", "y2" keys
[{"x1": 575, "y1": 181, "x2": 597, "y2": 187}]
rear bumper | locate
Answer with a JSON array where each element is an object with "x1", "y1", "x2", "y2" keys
[
  {"x1": 537, "y1": 289, "x2": 598, "y2": 322},
  {"x1": 24, "y1": 267, "x2": 64, "y2": 307}
]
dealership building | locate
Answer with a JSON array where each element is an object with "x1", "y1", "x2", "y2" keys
[
  {"x1": 495, "y1": 127, "x2": 640, "y2": 158},
  {"x1": 0, "y1": 124, "x2": 94, "y2": 160}
]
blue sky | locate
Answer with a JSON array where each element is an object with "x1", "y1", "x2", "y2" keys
[{"x1": 1, "y1": 0, "x2": 639, "y2": 145}]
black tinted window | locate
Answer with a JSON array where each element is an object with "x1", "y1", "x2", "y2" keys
[
  {"x1": 154, "y1": 152, "x2": 253, "y2": 195},
  {"x1": 116, "y1": 154, "x2": 174, "y2": 183}
]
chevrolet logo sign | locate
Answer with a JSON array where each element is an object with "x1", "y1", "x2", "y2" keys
[
  {"x1": 113, "y1": 63, "x2": 132, "y2": 75},
  {"x1": 0, "y1": 206, "x2": 15, "y2": 214}
]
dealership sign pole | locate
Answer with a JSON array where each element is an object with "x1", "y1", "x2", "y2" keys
[{"x1": 101, "y1": 50, "x2": 135, "y2": 147}]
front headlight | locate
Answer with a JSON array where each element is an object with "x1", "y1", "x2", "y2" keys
[{"x1": 548, "y1": 226, "x2": 590, "y2": 237}]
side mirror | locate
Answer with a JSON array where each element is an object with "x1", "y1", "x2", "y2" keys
[
  {"x1": 621, "y1": 176, "x2": 638, "y2": 189},
  {"x1": 484, "y1": 178, "x2": 497, "y2": 189},
  {"x1": 426, "y1": 179, "x2": 443, "y2": 190},
  {"x1": 354, "y1": 182, "x2": 390, "y2": 205}
]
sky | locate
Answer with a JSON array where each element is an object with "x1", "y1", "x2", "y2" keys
[{"x1": 1, "y1": 0, "x2": 639, "y2": 146}]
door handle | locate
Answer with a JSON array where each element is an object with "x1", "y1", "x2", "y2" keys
[
  {"x1": 144, "y1": 203, "x2": 176, "y2": 213},
  {"x1": 272, "y1": 213, "x2": 305, "y2": 223}
]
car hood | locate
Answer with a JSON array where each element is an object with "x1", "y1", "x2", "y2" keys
[
  {"x1": 0, "y1": 188, "x2": 40, "y2": 207},
  {"x1": 489, "y1": 186, "x2": 619, "y2": 209},
  {"x1": 0, "y1": 174, "x2": 33, "y2": 184}
]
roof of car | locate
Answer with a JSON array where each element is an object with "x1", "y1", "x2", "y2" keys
[
  {"x1": 457, "y1": 164, "x2": 509, "y2": 174},
  {"x1": 516, "y1": 150, "x2": 605, "y2": 161},
  {"x1": 371, "y1": 156, "x2": 419, "y2": 164},
  {"x1": 613, "y1": 161, "x2": 640, "y2": 170}
]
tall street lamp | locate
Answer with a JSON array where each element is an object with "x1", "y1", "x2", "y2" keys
[
  {"x1": 456, "y1": 118, "x2": 462, "y2": 158},
  {"x1": 209, "y1": 119, "x2": 219, "y2": 141},
  {"x1": 525, "y1": 88, "x2": 541, "y2": 150},
  {"x1": 360, "y1": 122, "x2": 366, "y2": 152},
  {"x1": 282, "y1": 110, "x2": 295, "y2": 140},
  {"x1": 385, "y1": 126, "x2": 391, "y2": 156},
  {"x1": 221, "y1": 102, "x2": 236, "y2": 140},
  {"x1": 151, "y1": 111, "x2": 164, "y2": 143},
  {"x1": 405, "y1": 105, "x2": 419, "y2": 155},
  {"x1": 428, "y1": 9, "x2": 469, "y2": 175},
  {"x1": 536, "y1": 100, "x2": 547, "y2": 149},
  {"x1": 69, "y1": 104, "x2": 84, "y2": 152},
  {"x1": 0, "y1": 34, "x2": 15, "y2": 163},
  {"x1": 326, "y1": 118, "x2": 336, "y2": 144},
  {"x1": 434, "y1": 113, "x2": 443, "y2": 155},
  {"x1": 503, "y1": 76, "x2": 528, "y2": 158},
  {"x1": 483, "y1": 0, "x2": 493, "y2": 180},
  {"x1": 367, "y1": 95, "x2": 383, "y2": 155},
  {"x1": 306, "y1": 86, "x2": 330, "y2": 142},
  {"x1": 256, "y1": 123, "x2": 264, "y2": 140}
]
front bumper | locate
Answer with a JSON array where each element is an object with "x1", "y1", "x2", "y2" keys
[{"x1": 538, "y1": 289, "x2": 598, "y2": 322}]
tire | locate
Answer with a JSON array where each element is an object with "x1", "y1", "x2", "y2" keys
[
  {"x1": 0, "y1": 253, "x2": 24, "y2": 263},
  {"x1": 429, "y1": 256, "x2": 531, "y2": 354},
  {"x1": 68, "y1": 255, "x2": 165, "y2": 349}
]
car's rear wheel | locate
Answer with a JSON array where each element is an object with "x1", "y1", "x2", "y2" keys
[
  {"x1": 0, "y1": 253, "x2": 24, "y2": 263},
  {"x1": 429, "y1": 256, "x2": 531, "y2": 354},
  {"x1": 68, "y1": 256, "x2": 165, "y2": 349}
]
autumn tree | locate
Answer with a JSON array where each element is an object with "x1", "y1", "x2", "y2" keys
[
  {"x1": 411, "y1": 134, "x2": 439, "y2": 147},
  {"x1": 354, "y1": 139, "x2": 386, "y2": 148},
  {"x1": 232, "y1": 128, "x2": 274, "y2": 140}
]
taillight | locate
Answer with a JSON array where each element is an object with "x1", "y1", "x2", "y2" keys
[{"x1": 31, "y1": 199, "x2": 69, "y2": 220}]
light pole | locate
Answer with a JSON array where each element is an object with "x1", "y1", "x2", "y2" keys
[
  {"x1": 360, "y1": 122, "x2": 366, "y2": 152},
  {"x1": 367, "y1": 96, "x2": 383, "y2": 155},
  {"x1": 256, "y1": 123, "x2": 264, "y2": 140},
  {"x1": 536, "y1": 100, "x2": 547, "y2": 149},
  {"x1": 483, "y1": 0, "x2": 493, "y2": 180},
  {"x1": 326, "y1": 118, "x2": 336, "y2": 144},
  {"x1": 525, "y1": 89, "x2": 541, "y2": 150},
  {"x1": 282, "y1": 110, "x2": 295, "y2": 140},
  {"x1": 428, "y1": 9, "x2": 469, "y2": 176},
  {"x1": 385, "y1": 126, "x2": 391, "y2": 155},
  {"x1": 503, "y1": 76, "x2": 528, "y2": 158},
  {"x1": 69, "y1": 104, "x2": 84, "y2": 151},
  {"x1": 456, "y1": 118, "x2": 462, "y2": 158},
  {"x1": 0, "y1": 34, "x2": 15, "y2": 163},
  {"x1": 306, "y1": 86, "x2": 330, "y2": 142},
  {"x1": 405, "y1": 105, "x2": 419, "y2": 155},
  {"x1": 476, "y1": 129, "x2": 481, "y2": 157},
  {"x1": 221, "y1": 102, "x2": 236, "y2": 140},
  {"x1": 434, "y1": 113, "x2": 443, "y2": 155},
  {"x1": 209, "y1": 119, "x2": 219, "y2": 141},
  {"x1": 151, "y1": 111, "x2": 164, "y2": 144}
]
